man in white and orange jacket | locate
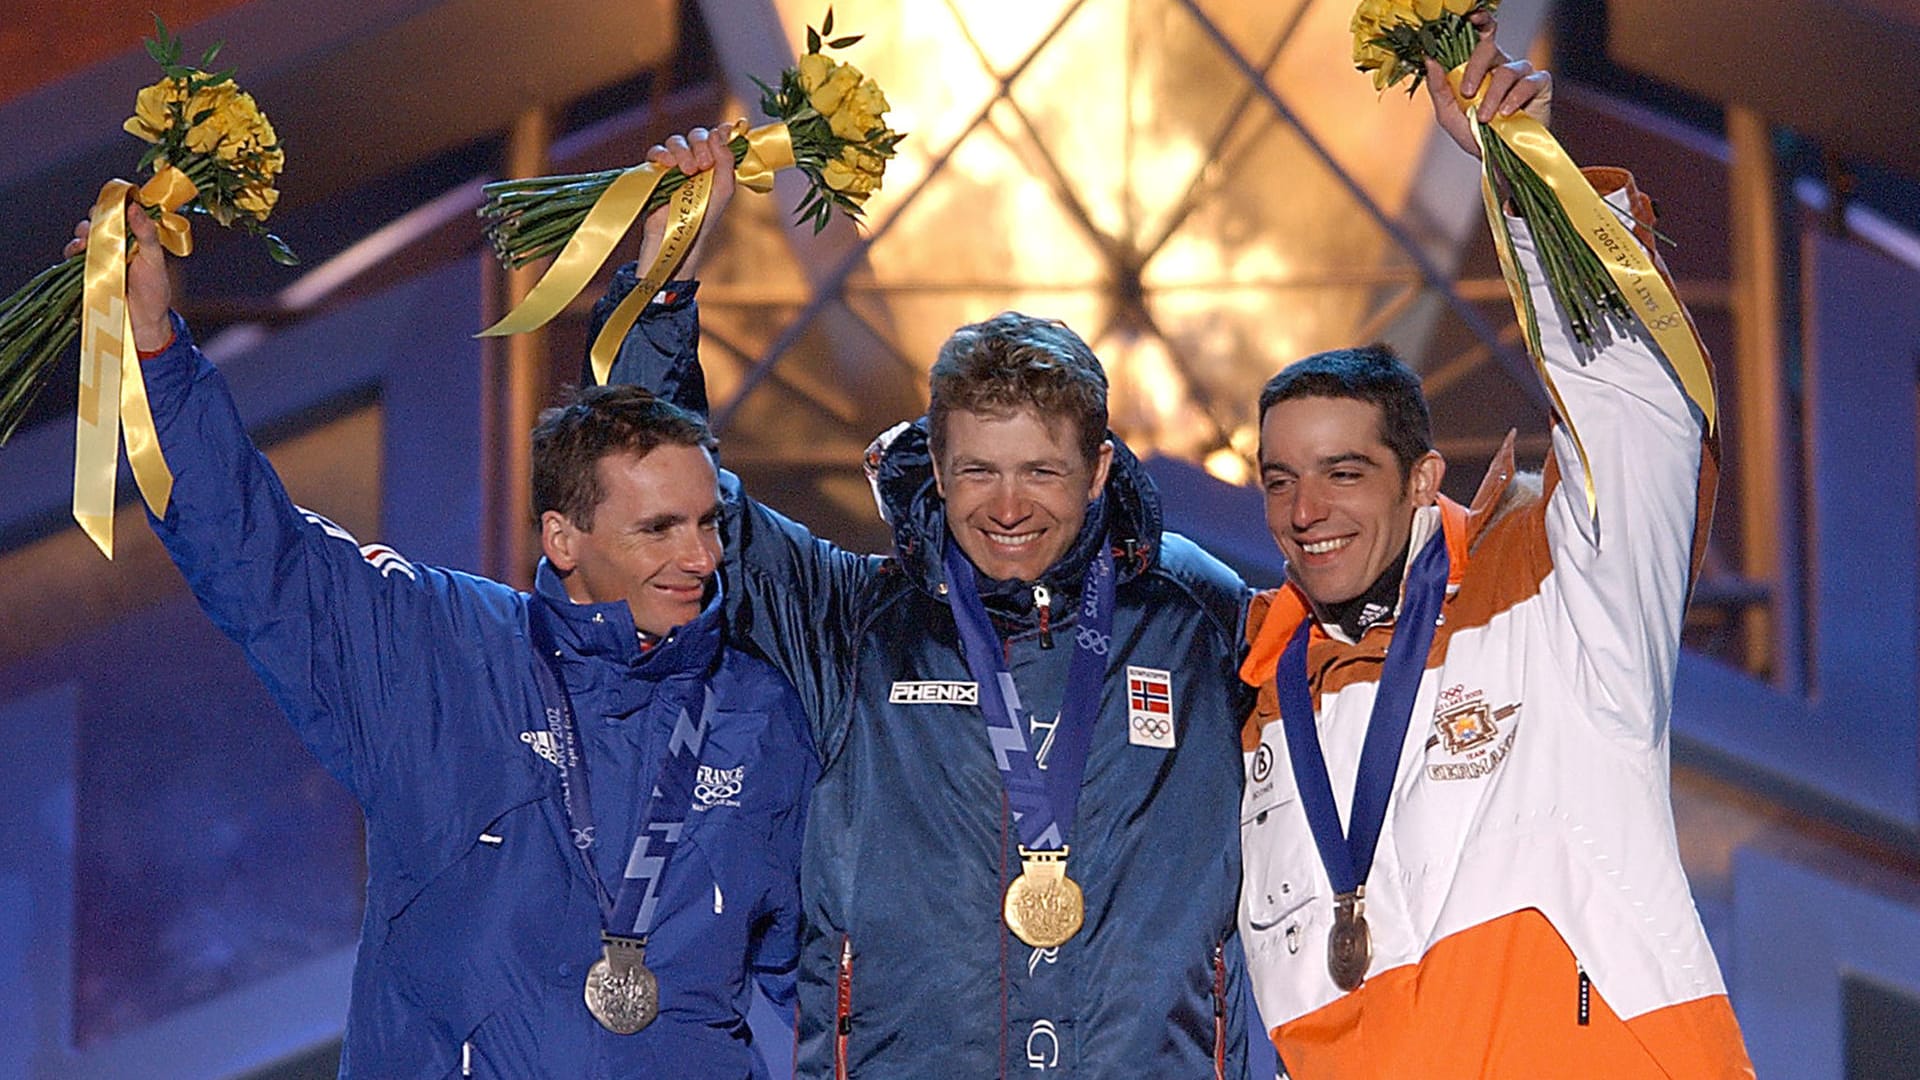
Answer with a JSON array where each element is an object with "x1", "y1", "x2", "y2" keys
[{"x1": 1235, "y1": 25, "x2": 1756, "y2": 1080}]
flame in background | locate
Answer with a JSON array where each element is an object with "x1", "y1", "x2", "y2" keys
[{"x1": 748, "y1": 0, "x2": 1467, "y2": 481}]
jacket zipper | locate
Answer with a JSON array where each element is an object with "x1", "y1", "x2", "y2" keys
[
  {"x1": 1033, "y1": 584, "x2": 1054, "y2": 649},
  {"x1": 1212, "y1": 941, "x2": 1228, "y2": 1080},
  {"x1": 836, "y1": 935, "x2": 854, "y2": 1079}
]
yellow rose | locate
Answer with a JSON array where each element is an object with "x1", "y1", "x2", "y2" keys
[
  {"x1": 809, "y1": 62, "x2": 862, "y2": 115},
  {"x1": 1414, "y1": 0, "x2": 1444, "y2": 19},
  {"x1": 123, "y1": 77, "x2": 186, "y2": 143},
  {"x1": 234, "y1": 182, "x2": 279, "y2": 220},
  {"x1": 797, "y1": 53, "x2": 836, "y2": 93},
  {"x1": 183, "y1": 84, "x2": 246, "y2": 154},
  {"x1": 843, "y1": 145, "x2": 886, "y2": 177},
  {"x1": 1443, "y1": 0, "x2": 1478, "y2": 12},
  {"x1": 837, "y1": 146, "x2": 884, "y2": 192},
  {"x1": 821, "y1": 158, "x2": 858, "y2": 192}
]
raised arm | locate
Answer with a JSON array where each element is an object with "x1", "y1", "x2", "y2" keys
[
  {"x1": 73, "y1": 208, "x2": 504, "y2": 805},
  {"x1": 1426, "y1": 28, "x2": 1713, "y2": 743},
  {"x1": 594, "y1": 126, "x2": 881, "y2": 739}
]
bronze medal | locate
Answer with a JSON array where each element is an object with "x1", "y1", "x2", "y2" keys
[
  {"x1": 1003, "y1": 847, "x2": 1084, "y2": 949},
  {"x1": 583, "y1": 933, "x2": 659, "y2": 1034},
  {"x1": 1327, "y1": 889, "x2": 1371, "y2": 992}
]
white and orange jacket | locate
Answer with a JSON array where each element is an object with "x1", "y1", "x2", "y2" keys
[{"x1": 1237, "y1": 170, "x2": 1755, "y2": 1078}]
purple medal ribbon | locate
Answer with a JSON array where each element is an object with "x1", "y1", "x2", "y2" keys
[
  {"x1": 529, "y1": 612, "x2": 714, "y2": 939},
  {"x1": 1275, "y1": 526, "x2": 1449, "y2": 899},
  {"x1": 943, "y1": 536, "x2": 1115, "y2": 852}
]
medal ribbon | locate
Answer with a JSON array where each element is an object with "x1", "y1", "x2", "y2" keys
[
  {"x1": 943, "y1": 532, "x2": 1115, "y2": 851},
  {"x1": 529, "y1": 611, "x2": 716, "y2": 938},
  {"x1": 1276, "y1": 527, "x2": 1449, "y2": 898}
]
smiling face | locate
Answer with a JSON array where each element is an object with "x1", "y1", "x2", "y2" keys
[
  {"x1": 541, "y1": 443, "x2": 723, "y2": 637},
  {"x1": 1259, "y1": 395, "x2": 1443, "y2": 607},
  {"x1": 933, "y1": 406, "x2": 1112, "y2": 583}
]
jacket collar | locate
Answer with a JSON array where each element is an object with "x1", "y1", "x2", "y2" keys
[{"x1": 529, "y1": 558, "x2": 724, "y2": 679}]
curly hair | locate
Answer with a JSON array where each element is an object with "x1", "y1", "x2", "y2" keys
[{"x1": 928, "y1": 312, "x2": 1109, "y2": 463}]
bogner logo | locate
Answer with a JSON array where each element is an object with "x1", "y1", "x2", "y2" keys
[
  {"x1": 1427, "y1": 684, "x2": 1521, "y2": 782},
  {"x1": 889, "y1": 680, "x2": 979, "y2": 705}
]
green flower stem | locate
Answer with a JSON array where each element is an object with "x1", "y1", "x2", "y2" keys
[{"x1": 0, "y1": 254, "x2": 84, "y2": 443}]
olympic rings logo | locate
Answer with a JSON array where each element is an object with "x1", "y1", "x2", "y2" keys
[
  {"x1": 1131, "y1": 715, "x2": 1171, "y2": 740},
  {"x1": 1074, "y1": 626, "x2": 1111, "y2": 655},
  {"x1": 694, "y1": 765, "x2": 744, "y2": 806}
]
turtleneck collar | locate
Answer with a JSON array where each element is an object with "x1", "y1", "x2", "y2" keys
[
  {"x1": 1299, "y1": 503, "x2": 1442, "y2": 645},
  {"x1": 530, "y1": 559, "x2": 724, "y2": 677}
]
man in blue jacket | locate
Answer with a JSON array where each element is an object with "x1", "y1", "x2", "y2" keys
[
  {"x1": 600, "y1": 128, "x2": 1254, "y2": 1078},
  {"x1": 70, "y1": 188, "x2": 814, "y2": 1078}
]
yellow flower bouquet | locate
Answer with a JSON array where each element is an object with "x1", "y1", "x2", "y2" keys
[
  {"x1": 0, "y1": 19, "x2": 296, "y2": 446},
  {"x1": 1353, "y1": 0, "x2": 1628, "y2": 348},
  {"x1": 476, "y1": 8, "x2": 904, "y2": 384}
]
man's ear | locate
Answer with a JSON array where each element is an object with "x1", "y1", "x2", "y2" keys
[
  {"x1": 1087, "y1": 439, "x2": 1114, "y2": 501},
  {"x1": 540, "y1": 510, "x2": 579, "y2": 572},
  {"x1": 930, "y1": 453, "x2": 947, "y2": 500},
  {"x1": 1408, "y1": 449, "x2": 1446, "y2": 506}
]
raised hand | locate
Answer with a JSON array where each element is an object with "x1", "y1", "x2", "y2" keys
[
  {"x1": 64, "y1": 202, "x2": 173, "y2": 352},
  {"x1": 1421, "y1": 13, "x2": 1552, "y2": 159},
  {"x1": 635, "y1": 123, "x2": 739, "y2": 277}
]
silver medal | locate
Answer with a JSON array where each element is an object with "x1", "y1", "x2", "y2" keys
[{"x1": 583, "y1": 933, "x2": 659, "y2": 1034}]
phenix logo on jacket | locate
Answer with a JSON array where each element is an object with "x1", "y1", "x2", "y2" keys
[{"x1": 1236, "y1": 171, "x2": 1755, "y2": 1079}]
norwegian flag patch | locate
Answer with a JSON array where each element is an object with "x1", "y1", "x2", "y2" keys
[{"x1": 1126, "y1": 665, "x2": 1176, "y2": 749}]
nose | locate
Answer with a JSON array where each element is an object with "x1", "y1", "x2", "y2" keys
[
  {"x1": 1289, "y1": 480, "x2": 1328, "y2": 532},
  {"x1": 985, "y1": 477, "x2": 1028, "y2": 525},
  {"x1": 678, "y1": 528, "x2": 720, "y2": 575}
]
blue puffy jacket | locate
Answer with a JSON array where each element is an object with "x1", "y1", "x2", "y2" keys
[
  {"x1": 143, "y1": 318, "x2": 815, "y2": 1078},
  {"x1": 600, "y1": 279, "x2": 1256, "y2": 1078}
]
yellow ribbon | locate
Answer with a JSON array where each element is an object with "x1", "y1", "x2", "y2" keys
[
  {"x1": 478, "y1": 121, "x2": 793, "y2": 385},
  {"x1": 734, "y1": 121, "x2": 796, "y2": 194},
  {"x1": 1451, "y1": 68, "x2": 1717, "y2": 528},
  {"x1": 75, "y1": 166, "x2": 197, "y2": 557},
  {"x1": 586, "y1": 168, "x2": 712, "y2": 386}
]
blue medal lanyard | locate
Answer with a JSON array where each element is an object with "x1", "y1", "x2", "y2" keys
[
  {"x1": 529, "y1": 614, "x2": 713, "y2": 939},
  {"x1": 1276, "y1": 527, "x2": 1449, "y2": 899},
  {"x1": 943, "y1": 538, "x2": 1115, "y2": 852}
]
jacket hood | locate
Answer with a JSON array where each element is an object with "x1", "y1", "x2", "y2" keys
[{"x1": 870, "y1": 418, "x2": 1163, "y2": 605}]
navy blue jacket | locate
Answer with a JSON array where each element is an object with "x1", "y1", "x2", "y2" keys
[
  {"x1": 602, "y1": 278, "x2": 1255, "y2": 1079},
  {"x1": 143, "y1": 319, "x2": 815, "y2": 1079}
]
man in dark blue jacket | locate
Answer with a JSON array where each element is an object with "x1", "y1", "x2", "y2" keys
[
  {"x1": 71, "y1": 193, "x2": 814, "y2": 1078},
  {"x1": 600, "y1": 128, "x2": 1254, "y2": 1078}
]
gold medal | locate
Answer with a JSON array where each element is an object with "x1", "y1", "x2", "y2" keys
[
  {"x1": 1327, "y1": 889, "x2": 1371, "y2": 993},
  {"x1": 1003, "y1": 847, "x2": 1084, "y2": 949},
  {"x1": 584, "y1": 933, "x2": 659, "y2": 1034}
]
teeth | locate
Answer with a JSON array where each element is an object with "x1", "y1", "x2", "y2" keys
[
  {"x1": 987, "y1": 531, "x2": 1041, "y2": 547},
  {"x1": 1302, "y1": 537, "x2": 1351, "y2": 555}
]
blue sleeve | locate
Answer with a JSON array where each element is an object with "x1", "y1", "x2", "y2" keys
[
  {"x1": 601, "y1": 269, "x2": 880, "y2": 753},
  {"x1": 140, "y1": 315, "x2": 497, "y2": 808}
]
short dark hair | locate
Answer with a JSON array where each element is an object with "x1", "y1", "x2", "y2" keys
[
  {"x1": 531, "y1": 384, "x2": 717, "y2": 529},
  {"x1": 928, "y1": 312, "x2": 1109, "y2": 464},
  {"x1": 1258, "y1": 345, "x2": 1432, "y2": 479}
]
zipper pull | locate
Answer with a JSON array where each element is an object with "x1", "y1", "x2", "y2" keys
[
  {"x1": 1033, "y1": 584, "x2": 1054, "y2": 649},
  {"x1": 1577, "y1": 964, "x2": 1591, "y2": 1026}
]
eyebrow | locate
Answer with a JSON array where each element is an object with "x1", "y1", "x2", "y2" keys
[{"x1": 1260, "y1": 450, "x2": 1383, "y2": 476}]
